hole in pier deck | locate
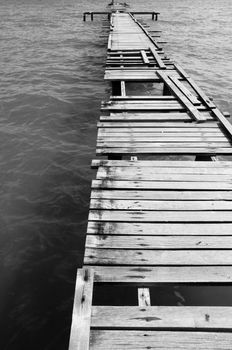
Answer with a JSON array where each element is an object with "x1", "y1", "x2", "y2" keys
[
  {"x1": 93, "y1": 284, "x2": 232, "y2": 306},
  {"x1": 125, "y1": 82, "x2": 166, "y2": 96}
]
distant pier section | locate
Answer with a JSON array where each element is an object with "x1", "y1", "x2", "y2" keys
[{"x1": 69, "y1": 4, "x2": 232, "y2": 350}]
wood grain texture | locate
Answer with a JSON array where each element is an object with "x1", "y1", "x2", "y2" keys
[
  {"x1": 90, "y1": 198, "x2": 232, "y2": 211},
  {"x1": 87, "y1": 222, "x2": 232, "y2": 236},
  {"x1": 91, "y1": 306, "x2": 232, "y2": 329},
  {"x1": 90, "y1": 330, "x2": 232, "y2": 349},
  {"x1": 84, "y1": 248, "x2": 232, "y2": 265},
  {"x1": 91, "y1": 159, "x2": 232, "y2": 168},
  {"x1": 96, "y1": 168, "x2": 232, "y2": 181},
  {"x1": 91, "y1": 265, "x2": 232, "y2": 283},
  {"x1": 88, "y1": 209, "x2": 232, "y2": 222},
  {"x1": 69, "y1": 268, "x2": 94, "y2": 350},
  {"x1": 91, "y1": 189, "x2": 232, "y2": 200},
  {"x1": 86, "y1": 235, "x2": 232, "y2": 249},
  {"x1": 92, "y1": 179, "x2": 232, "y2": 190}
]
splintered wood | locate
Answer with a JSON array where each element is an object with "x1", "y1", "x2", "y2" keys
[{"x1": 69, "y1": 10, "x2": 232, "y2": 350}]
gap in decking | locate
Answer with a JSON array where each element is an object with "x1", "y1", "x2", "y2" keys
[
  {"x1": 93, "y1": 284, "x2": 232, "y2": 306},
  {"x1": 125, "y1": 82, "x2": 166, "y2": 96}
]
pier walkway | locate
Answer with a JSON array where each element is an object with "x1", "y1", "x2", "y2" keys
[{"x1": 69, "y1": 10, "x2": 232, "y2": 350}]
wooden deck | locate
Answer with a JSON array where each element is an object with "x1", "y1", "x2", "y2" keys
[{"x1": 69, "y1": 9, "x2": 232, "y2": 350}]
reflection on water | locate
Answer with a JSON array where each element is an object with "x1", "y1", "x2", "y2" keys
[{"x1": 0, "y1": 0, "x2": 232, "y2": 348}]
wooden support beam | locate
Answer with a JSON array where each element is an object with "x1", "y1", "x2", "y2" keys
[
  {"x1": 120, "y1": 81, "x2": 126, "y2": 96},
  {"x1": 138, "y1": 288, "x2": 151, "y2": 307}
]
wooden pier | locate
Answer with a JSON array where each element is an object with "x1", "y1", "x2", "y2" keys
[{"x1": 69, "y1": 7, "x2": 232, "y2": 350}]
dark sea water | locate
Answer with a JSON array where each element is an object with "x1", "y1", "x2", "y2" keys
[{"x1": 0, "y1": 0, "x2": 232, "y2": 348}]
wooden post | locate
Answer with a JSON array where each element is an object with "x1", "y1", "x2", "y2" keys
[
  {"x1": 155, "y1": 13, "x2": 159, "y2": 21},
  {"x1": 91, "y1": 12, "x2": 93, "y2": 21},
  {"x1": 152, "y1": 12, "x2": 155, "y2": 20},
  {"x1": 83, "y1": 13, "x2": 86, "y2": 21}
]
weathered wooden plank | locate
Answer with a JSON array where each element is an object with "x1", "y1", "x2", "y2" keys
[
  {"x1": 85, "y1": 248, "x2": 232, "y2": 265},
  {"x1": 90, "y1": 330, "x2": 232, "y2": 350},
  {"x1": 98, "y1": 132, "x2": 223, "y2": 138},
  {"x1": 100, "y1": 114, "x2": 205, "y2": 121},
  {"x1": 91, "y1": 306, "x2": 232, "y2": 329},
  {"x1": 96, "y1": 168, "x2": 232, "y2": 180},
  {"x1": 104, "y1": 69, "x2": 180, "y2": 81},
  {"x1": 91, "y1": 189, "x2": 232, "y2": 200},
  {"x1": 98, "y1": 123, "x2": 221, "y2": 129},
  {"x1": 87, "y1": 222, "x2": 232, "y2": 236},
  {"x1": 90, "y1": 199, "x2": 232, "y2": 211},
  {"x1": 69, "y1": 268, "x2": 94, "y2": 350},
  {"x1": 97, "y1": 142, "x2": 231, "y2": 149},
  {"x1": 92, "y1": 179, "x2": 232, "y2": 191},
  {"x1": 89, "y1": 209, "x2": 232, "y2": 223},
  {"x1": 94, "y1": 164, "x2": 232, "y2": 174},
  {"x1": 91, "y1": 159, "x2": 232, "y2": 168},
  {"x1": 96, "y1": 147, "x2": 232, "y2": 155},
  {"x1": 104, "y1": 101, "x2": 183, "y2": 106},
  {"x1": 169, "y1": 75, "x2": 201, "y2": 106},
  {"x1": 98, "y1": 136, "x2": 225, "y2": 142},
  {"x1": 91, "y1": 265, "x2": 232, "y2": 283},
  {"x1": 110, "y1": 96, "x2": 176, "y2": 100},
  {"x1": 157, "y1": 71, "x2": 205, "y2": 122},
  {"x1": 102, "y1": 104, "x2": 185, "y2": 111},
  {"x1": 86, "y1": 235, "x2": 232, "y2": 249}
]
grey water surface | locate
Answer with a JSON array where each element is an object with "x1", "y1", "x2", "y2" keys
[{"x1": 0, "y1": 0, "x2": 232, "y2": 348}]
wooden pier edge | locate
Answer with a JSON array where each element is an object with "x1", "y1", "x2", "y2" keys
[{"x1": 69, "y1": 5, "x2": 232, "y2": 350}]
